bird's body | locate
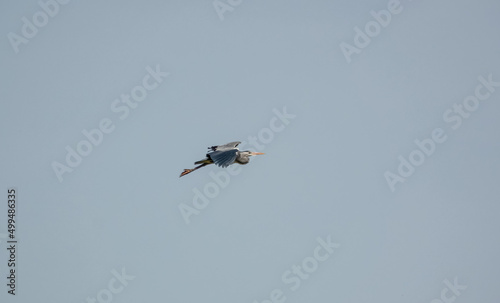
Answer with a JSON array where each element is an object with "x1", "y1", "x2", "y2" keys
[{"x1": 179, "y1": 141, "x2": 264, "y2": 177}]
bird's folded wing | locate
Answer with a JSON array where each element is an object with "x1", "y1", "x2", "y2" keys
[{"x1": 209, "y1": 150, "x2": 238, "y2": 168}]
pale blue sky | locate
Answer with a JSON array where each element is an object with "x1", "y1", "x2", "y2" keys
[{"x1": 1, "y1": 1, "x2": 500, "y2": 302}]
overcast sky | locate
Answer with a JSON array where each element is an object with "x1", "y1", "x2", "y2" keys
[{"x1": 1, "y1": 0, "x2": 500, "y2": 302}]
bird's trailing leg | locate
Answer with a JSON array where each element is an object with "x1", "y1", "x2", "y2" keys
[{"x1": 179, "y1": 163, "x2": 211, "y2": 177}]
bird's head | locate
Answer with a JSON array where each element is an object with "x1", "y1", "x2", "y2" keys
[{"x1": 241, "y1": 151, "x2": 265, "y2": 157}]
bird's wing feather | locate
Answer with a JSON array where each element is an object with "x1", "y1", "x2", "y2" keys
[
  {"x1": 208, "y1": 149, "x2": 238, "y2": 168},
  {"x1": 209, "y1": 141, "x2": 241, "y2": 151}
]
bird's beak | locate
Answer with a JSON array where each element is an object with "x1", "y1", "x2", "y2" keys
[{"x1": 251, "y1": 152, "x2": 265, "y2": 155}]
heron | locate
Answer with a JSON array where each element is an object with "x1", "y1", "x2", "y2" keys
[{"x1": 179, "y1": 141, "x2": 264, "y2": 177}]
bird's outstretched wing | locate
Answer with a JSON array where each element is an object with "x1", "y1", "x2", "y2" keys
[
  {"x1": 208, "y1": 141, "x2": 241, "y2": 152},
  {"x1": 208, "y1": 149, "x2": 238, "y2": 168}
]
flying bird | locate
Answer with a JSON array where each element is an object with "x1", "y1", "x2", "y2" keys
[{"x1": 180, "y1": 141, "x2": 264, "y2": 177}]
